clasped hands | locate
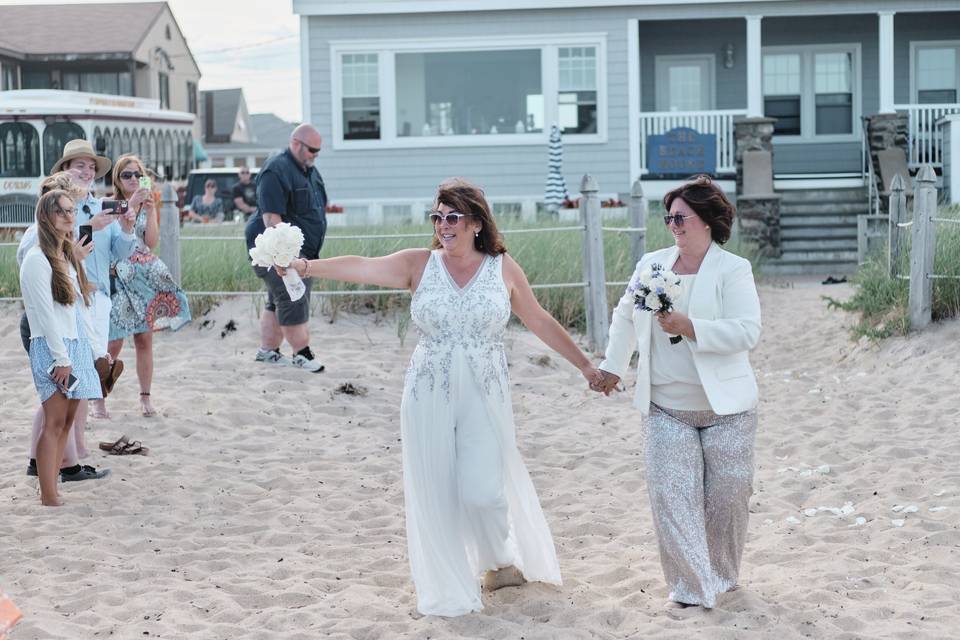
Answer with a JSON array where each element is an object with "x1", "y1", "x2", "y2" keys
[{"x1": 588, "y1": 369, "x2": 621, "y2": 396}]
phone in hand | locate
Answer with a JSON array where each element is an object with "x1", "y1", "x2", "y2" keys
[
  {"x1": 139, "y1": 176, "x2": 153, "y2": 190},
  {"x1": 47, "y1": 364, "x2": 80, "y2": 393},
  {"x1": 78, "y1": 224, "x2": 93, "y2": 247},
  {"x1": 100, "y1": 199, "x2": 129, "y2": 215}
]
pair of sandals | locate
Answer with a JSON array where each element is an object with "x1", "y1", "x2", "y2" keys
[
  {"x1": 98, "y1": 435, "x2": 149, "y2": 456},
  {"x1": 93, "y1": 357, "x2": 124, "y2": 398}
]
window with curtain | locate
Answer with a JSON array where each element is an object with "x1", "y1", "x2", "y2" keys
[
  {"x1": 0, "y1": 122, "x2": 41, "y2": 178},
  {"x1": 342, "y1": 53, "x2": 380, "y2": 140},
  {"x1": 763, "y1": 54, "x2": 801, "y2": 136},
  {"x1": 558, "y1": 47, "x2": 597, "y2": 134},
  {"x1": 916, "y1": 45, "x2": 958, "y2": 104}
]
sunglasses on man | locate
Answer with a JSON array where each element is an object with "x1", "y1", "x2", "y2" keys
[{"x1": 295, "y1": 139, "x2": 321, "y2": 154}]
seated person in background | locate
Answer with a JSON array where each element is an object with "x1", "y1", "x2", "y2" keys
[
  {"x1": 232, "y1": 166, "x2": 258, "y2": 221},
  {"x1": 185, "y1": 179, "x2": 224, "y2": 223}
]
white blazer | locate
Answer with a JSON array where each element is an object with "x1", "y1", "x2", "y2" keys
[{"x1": 599, "y1": 242, "x2": 761, "y2": 416}]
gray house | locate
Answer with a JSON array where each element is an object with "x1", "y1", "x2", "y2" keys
[{"x1": 293, "y1": 0, "x2": 960, "y2": 269}]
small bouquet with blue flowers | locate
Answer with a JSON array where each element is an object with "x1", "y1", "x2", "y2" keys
[{"x1": 627, "y1": 263, "x2": 684, "y2": 343}]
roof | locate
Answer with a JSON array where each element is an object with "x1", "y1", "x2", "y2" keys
[
  {"x1": 251, "y1": 113, "x2": 297, "y2": 149},
  {"x1": 201, "y1": 88, "x2": 244, "y2": 141},
  {"x1": 0, "y1": 2, "x2": 166, "y2": 57}
]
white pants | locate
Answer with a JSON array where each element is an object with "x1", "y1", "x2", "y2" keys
[{"x1": 89, "y1": 291, "x2": 112, "y2": 356}]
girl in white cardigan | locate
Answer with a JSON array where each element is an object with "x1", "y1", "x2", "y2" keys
[{"x1": 20, "y1": 190, "x2": 104, "y2": 506}]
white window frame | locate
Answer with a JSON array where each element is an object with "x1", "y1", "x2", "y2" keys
[
  {"x1": 762, "y1": 43, "x2": 862, "y2": 144},
  {"x1": 653, "y1": 54, "x2": 716, "y2": 112},
  {"x1": 910, "y1": 40, "x2": 960, "y2": 104},
  {"x1": 329, "y1": 33, "x2": 607, "y2": 150}
]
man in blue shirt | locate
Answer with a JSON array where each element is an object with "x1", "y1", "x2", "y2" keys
[{"x1": 246, "y1": 124, "x2": 328, "y2": 372}]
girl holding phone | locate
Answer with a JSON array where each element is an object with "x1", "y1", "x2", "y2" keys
[{"x1": 19, "y1": 190, "x2": 105, "y2": 506}]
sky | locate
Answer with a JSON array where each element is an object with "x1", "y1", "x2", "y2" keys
[{"x1": 1, "y1": 0, "x2": 302, "y2": 122}]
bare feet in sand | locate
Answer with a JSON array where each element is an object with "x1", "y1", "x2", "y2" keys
[{"x1": 483, "y1": 565, "x2": 526, "y2": 592}]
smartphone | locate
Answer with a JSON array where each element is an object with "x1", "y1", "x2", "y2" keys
[
  {"x1": 100, "y1": 199, "x2": 129, "y2": 215},
  {"x1": 47, "y1": 364, "x2": 80, "y2": 393},
  {"x1": 139, "y1": 176, "x2": 153, "y2": 190},
  {"x1": 78, "y1": 224, "x2": 93, "y2": 247}
]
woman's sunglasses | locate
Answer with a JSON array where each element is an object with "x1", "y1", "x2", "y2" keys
[
  {"x1": 429, "y1": 211, "x2": 472, "y2": 226},
  {"x1": 119, "y1": 171, "x2": 143, "y2": 180},
  {"x1": 663, "y1": 214, "x2": 696, "y2": 226}
]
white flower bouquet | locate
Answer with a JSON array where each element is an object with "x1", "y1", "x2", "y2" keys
[
  {"x1": 249, "y1": 222, "x2": 307, "y2": 301},
  {"x1": 627, "y1": 263, "x2": 684, "y2": 344}
]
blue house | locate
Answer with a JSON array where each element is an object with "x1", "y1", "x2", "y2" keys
[{"x1": 292, "y1": 0, "x2": 960, "y2": 270}]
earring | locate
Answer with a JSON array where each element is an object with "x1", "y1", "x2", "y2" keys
[{"x1": 475, "y1": 232, "x2": 479, "y2": 238}]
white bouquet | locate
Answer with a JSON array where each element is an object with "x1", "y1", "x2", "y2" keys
[
  {"x1": 249, "y1": 222, "x2": 307, "y2": 301},
  {"x1": 627, "y1": 263, "x2": 684, "y2": 343}
]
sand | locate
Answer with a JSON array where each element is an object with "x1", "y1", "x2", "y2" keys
[{"x1": 1, "y1": 280, "x2": 958, "y2": 639}]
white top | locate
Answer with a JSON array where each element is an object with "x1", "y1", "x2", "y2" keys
[
  {"x1": 650, "y1": 274, "x2": 712, "y2": 411},
  {"x1": 19, "y1": 245, "x2": 99, "y2": 367}
]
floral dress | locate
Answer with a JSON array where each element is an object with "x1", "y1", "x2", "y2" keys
[{"x1": 109, "y1": 208, "x2": 191, "y2": 340}]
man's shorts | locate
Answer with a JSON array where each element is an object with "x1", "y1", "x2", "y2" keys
[{"x1": 253, "y1": 265, "x2": 313, "y2": 326}]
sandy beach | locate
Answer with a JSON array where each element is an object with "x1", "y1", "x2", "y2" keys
[{"x1": 1, "y1": 280, "x2": 958, "y2": 639}]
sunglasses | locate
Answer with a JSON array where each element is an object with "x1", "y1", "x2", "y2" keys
[
  {"x1": 429, "y1": 211, "x2": 472, "y2": 226},
  {"x1": 119, "y1": 171, "x2": 143, "y2": 180},
  {"x1": 296, "y1": 139, "x2": 321, "y2": 154},
  {"x1": 663, "y1": 214, "x2": 696, "y2": 226}
]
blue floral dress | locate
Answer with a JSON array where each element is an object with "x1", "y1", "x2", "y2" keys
[{"x1": 109, "y1": 208, "x2": 191, "y2": 340}]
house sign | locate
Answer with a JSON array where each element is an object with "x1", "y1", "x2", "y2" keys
[{"x1": 647, "y1": 127, "x2": 717, "y2": 176}]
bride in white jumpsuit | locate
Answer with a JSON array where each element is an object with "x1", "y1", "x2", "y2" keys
[{"x1": 283, "y1": 177, "x2": 602, "y2": 616}]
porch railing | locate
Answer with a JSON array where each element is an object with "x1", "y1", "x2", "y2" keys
[
  {"x1": 639, "y1": 109, "x2": 746, "y2": 175},
  {"x1": 895, "y1": 103, "x2": 960, "y2": 168}
]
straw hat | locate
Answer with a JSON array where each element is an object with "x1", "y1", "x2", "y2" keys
[{"x1": 51, "y1": 139, "x2": 111, "y2": 179}]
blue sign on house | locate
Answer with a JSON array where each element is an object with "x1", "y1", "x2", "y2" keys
[{"x1": 647, "y1": 127, "x2": 717, "y2": 176}]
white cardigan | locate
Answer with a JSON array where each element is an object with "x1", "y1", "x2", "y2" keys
[
  {"x1": 599, "y1": 242, "x2": 762, "y2": 416},
  {"x1": 19, "y1": 245, "x2": 99, "y2": 367}
]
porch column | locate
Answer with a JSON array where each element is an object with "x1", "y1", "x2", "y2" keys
[
  {"x1": 878, "y1": 11, "x2": 895, "y2": 113},
  {"x1": 746, "y1": 15, "x2": 763, "y2": 117}
]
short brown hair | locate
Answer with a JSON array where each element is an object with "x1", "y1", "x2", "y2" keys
[
  {"x1": 431, "y1": 178, "x2": 506, "y2": 256},
  {"x1": 663, "y1": 174, "x2": 735, "y2": 244}
]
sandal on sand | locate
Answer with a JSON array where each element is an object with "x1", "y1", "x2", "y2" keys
[
  {"x1": 99, "y1": 435, "x2": 129, "y2": 454},
  {"x1": 116, "y1": 441, "x2": 149, "y2": 456}
]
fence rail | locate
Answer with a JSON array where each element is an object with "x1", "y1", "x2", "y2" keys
[{"x1": 638, "y1": 109, "x2": 745, "y2": 175}]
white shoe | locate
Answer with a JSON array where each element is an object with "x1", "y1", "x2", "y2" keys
[
  {"x1": 290, "y1": 348, "x2": 325, "y2": 373},
  {"x1": 255, "y1": 348, "x2": 290, "y2": 365}
]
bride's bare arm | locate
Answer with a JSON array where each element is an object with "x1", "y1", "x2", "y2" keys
[{"x1": 284, "y1": 248, "x2": 430, "y2": 290}]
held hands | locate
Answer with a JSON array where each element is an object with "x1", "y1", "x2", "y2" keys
[{"x1": 589, "y1": 369, "x2": 621, "y2": 396}]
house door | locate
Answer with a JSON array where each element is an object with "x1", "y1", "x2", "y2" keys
[{"x1": 655, "y1": 55, "x2": 715, "y2": 111}]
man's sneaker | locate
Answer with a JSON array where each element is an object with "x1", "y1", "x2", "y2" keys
[
  {"x1": 60, "y1": 465, "x2": 111, "y2": 482},
  {"x1": 255, "y1": 348, "x2": 290, "y2": 365},
  {"x1": 291, "y1": 347, "x2": 325, "y2": 373}
]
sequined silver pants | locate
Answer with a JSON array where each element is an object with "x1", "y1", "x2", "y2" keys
[{"x1": 643, "y1": 403, "x2": 757, "y2": 608}]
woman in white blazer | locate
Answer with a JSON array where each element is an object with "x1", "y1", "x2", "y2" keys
[{"x1": 594, "y1": 175, "x2": 761, "y2": 609}]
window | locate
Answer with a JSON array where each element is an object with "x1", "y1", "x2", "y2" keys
[
  {"x1": 763, "y1": 54, "x2": 801, "y2": 135},
  {"x1": 62, "y1": 71, "x2": 130, "y2": 95},
  {"x1": 656, "y1": 56, "x2": 714, "y2": 112},
  {"x1": 187, "y1": 81, "x2": 198, "y2": 114},
  {"x1": 42, "y1": 121, "x2": 86, "y2": 175},
  {"x1": 22, "y1": 70, "x2": 51, "y2": 89},
  {"x1": 1, "y1": 63, "x2": 19, "y2": 91},
  {"x1": 915, "y1": 44, "x2": 959, "y2": 104},
  {"x1": 159, "y1": 72, "x2": 170, "y2": 109},
  {"x1": 332, "y1": 35, "x2": 606, "y2": 148},
  {"x1": 762, "y1": 45, "x2": 859, "y2": 140},
  {"x1": 0, "y1": 123, "x2": 41, "y2": 177},
  {"x1": 396, "y1": 49, "x2": 542, "y2": 137},
  {"x1": 342, "y1": 53, "x2": 380, "y2": 139},
  {"x1": 558, "y1": 47, "x2": 597, "y2": 134}
]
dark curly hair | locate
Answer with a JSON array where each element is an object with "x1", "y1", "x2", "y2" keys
[
  {"x1": 663, "y1": 174, "x2": 736, "y2": 244},
  {"x1": 431, "y1": 177, "x2": 506, "y2": 256}
]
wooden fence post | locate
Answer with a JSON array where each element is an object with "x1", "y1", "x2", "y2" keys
[
  {"x1": 888, "y1": 173, "x2": 906, "y2": 278},
  {"x1": 158, "y1": 182, "x2": 182, "y2": 285},
  {"x1": 579, "y1": 175, "x2": 609, "y2": 353},
  {"x1": 909, "y1": 165, "x2": 937, "y2": 330},
  {"x1": 628, "y1": 177, "x2": 647, "y2": 266}
]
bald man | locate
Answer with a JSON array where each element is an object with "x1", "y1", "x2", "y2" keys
[{"x1": 245, "y1": 124, "x2": 328, "y2": 372}]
